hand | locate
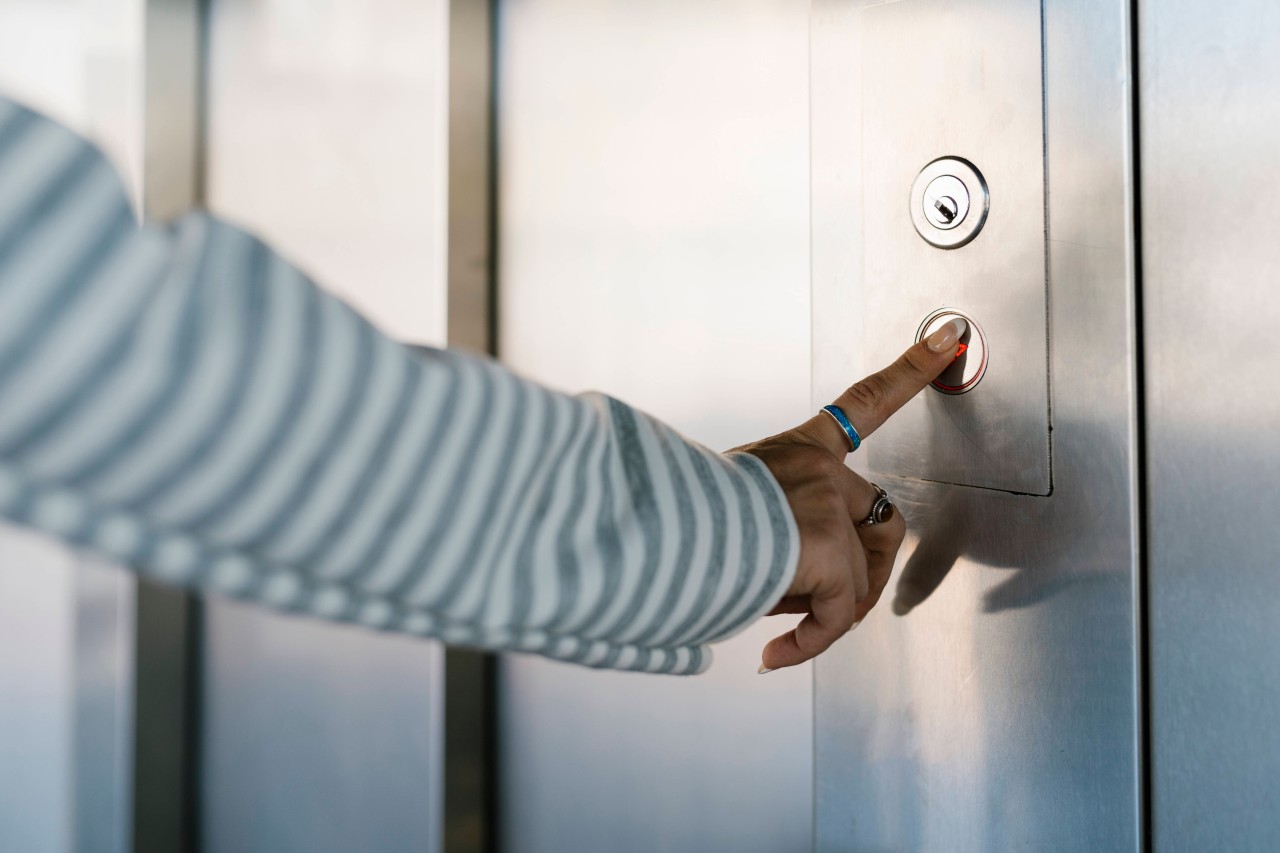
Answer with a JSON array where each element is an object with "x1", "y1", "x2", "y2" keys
[{"x1": 735, "y1": 318, "x2": 967, "y2": 672}]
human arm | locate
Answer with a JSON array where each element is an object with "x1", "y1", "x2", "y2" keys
[
  {"x1": 0, "y1": 96, "x2": 961, "y2": 675},
  {"x1": 0, "y1": 96, "x2": 799, "y2": 674}
]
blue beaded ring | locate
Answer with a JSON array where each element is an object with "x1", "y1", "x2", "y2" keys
[{"x1": 820, "y1": 404, "x2": 862, "y2": 452}]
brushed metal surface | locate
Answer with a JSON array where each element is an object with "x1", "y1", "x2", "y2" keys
[
  {"x1": 496, "y1": 2, "x2": 813, "y2": 851},
  {"x1": 201, "y1": 602, "x2": 443, "y2": 853},
  {"x1": 812, "y1": 0, "x2": 1141, "y2": 849},
  {"x1": 862, "y1": 0, "x2": 1050, "y2": 495},
  {"x1": 0, "y1": 524, "x2": 81, "y2": 853},
  {"x1": 1140, "y1": 2, "x2": 1280, "y2": 849}
]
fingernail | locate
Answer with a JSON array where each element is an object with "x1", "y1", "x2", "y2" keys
[
  {"x1": 926, "y1": 317, "x2": 968, "y2": 353},
  {"x1": 851, "y1": 620, "x2": 862, "y2": 631},
  {"x1": 757, "y1": 664, "x2": 774, "y2": 675}
]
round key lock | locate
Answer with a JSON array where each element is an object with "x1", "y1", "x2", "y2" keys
[{"x1": 910, "y1": 157, "x2": 989, "y2": 249}]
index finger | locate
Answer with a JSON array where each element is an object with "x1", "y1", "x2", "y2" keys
[{"x1": 830, "y1": 317, "x2": 967, "y2": 444}]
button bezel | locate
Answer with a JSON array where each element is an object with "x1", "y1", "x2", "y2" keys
[{"x1": 916, "y1": 308, "x2": 988, "y2": 394}]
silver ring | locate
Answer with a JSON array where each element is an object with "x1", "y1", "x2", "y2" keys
[{"x1": 856, "y1": 484, "x2": 895, "y2": 528}]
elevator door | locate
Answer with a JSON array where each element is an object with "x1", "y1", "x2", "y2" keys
[
  {"x1": 1141, "y1": 0, "x2": 1280, "y2": 849},
  {"x1": 811, "y1": 0, "x2": 1142, "y2": 849}
]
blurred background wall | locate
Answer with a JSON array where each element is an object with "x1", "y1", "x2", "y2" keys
[
  {"x1": 496, "y1": 2, "x2": 814, "y2": 851},
  {"x1": 0, "y1": 3, "x2": 146, "y2": 850},
  {"x1": 200, "y1": 1, "x2": 449, "y2": 851},
  {"x1": 0, "y1": 1, "x2": 815, "y2": 851},
  {"x1": 0, "y1": 1, "x2": 453, "y2": 851}
]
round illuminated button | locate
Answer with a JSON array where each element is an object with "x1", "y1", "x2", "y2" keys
[{"x1": 916, "y1": 308, "x2": 987, "y2": 395}]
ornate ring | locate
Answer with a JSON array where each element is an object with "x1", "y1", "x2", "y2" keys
[{"x1": 857, "y1": 484, "x2": 895, "y2": 528}]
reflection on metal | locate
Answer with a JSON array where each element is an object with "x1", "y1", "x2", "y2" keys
[
  {"x1": 1141, "y1": 0, "x2": 1280, "y2": 848},
  {"x1": 812, "y1": 0, "x2": 1141, "y2": 848},
  {"x1": 859, "y1": 0, "x2": 1050, "y2": 496}
]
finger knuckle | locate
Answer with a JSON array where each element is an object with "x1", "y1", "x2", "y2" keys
[
  {"x1": 824, "y1": 488, "x2": 850, "y2": 519},
  {"x1": 900, "y1": 345, "x2": 938, "y2": 383},
  {"x1": 844, "y1": 374, "x2": 890, "y2": 415},
  {"x1": 807, "y1": 533, "x2": 847, "y2": 573},
  {"x1": 803, "y1": 444, "x2": 841, "y2": 476},
  {"x1": 852, "y1": 568, "x2": 871, "y2": 601},
  {"x1": 785, "y1": 443, "x2": 838, "y2": 479},
  {"x1": 833, "y1": 601, "x2": 860, "y2": 635},
  {"x1": 887, "y1": 512, "x2": 908, "y2": 547}
]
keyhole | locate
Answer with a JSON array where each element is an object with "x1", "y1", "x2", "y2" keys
[{"x1": 933, "y1": 196, "x2": 959, "y2": 223}]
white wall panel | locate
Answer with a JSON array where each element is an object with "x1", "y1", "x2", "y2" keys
[{"x1": 497, "y1": 3, "x2": 813, "y2": 851}]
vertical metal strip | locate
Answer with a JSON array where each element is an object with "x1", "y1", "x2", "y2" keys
[
  {"x1": 445, "y1": 2, "x2": 499, "y2": 852},
  {"x1": 1127, "y1": 2, "x2": 1152, "y2": 849},
  {"x1": 132, "y1": 2, "x2": 206, "y2": 850},
  {"x1": 131, "y1": 584, "x2": 199, "y2": 853},
  {"x1": 448, "y1": 0, "x2": 497, "y2": 357},
  {"x1": 74, "y1": 557, "x2": 137, "y2": 853}
]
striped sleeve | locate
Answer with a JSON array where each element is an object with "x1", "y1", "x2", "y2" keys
[{"x1": 0, "y1": 97, "x2": 799, "y2": 674}]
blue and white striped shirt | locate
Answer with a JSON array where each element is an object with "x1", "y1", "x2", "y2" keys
[{"x1": 0, "y1": 97, "x2": 798, "y2": 674}]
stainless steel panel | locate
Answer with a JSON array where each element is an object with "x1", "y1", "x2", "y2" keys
[
  {"x1": 496, "y1": 2, "x2": 812, "y2": 851},
  {"x1": 861, "y1": 0, "x2": 1050, "y2": 495},
  {"x1": 201, "y1": 602, "x2": 443, "y2": 853},
  {"x1": 812, "y1": 0, "x2": 1141, "y2": 849},
  {"x1": 1140, "y1": 2, "x2": 1280, "y2": 850},
  {"x1": 74, "y1": 556, "x2": 137, "y2": 853},
  {"x1": 201, "y1": 1, "x2": 449, "y2": 850},
  {"x1": 0, "y1": 524, "x2": 80, "y2": 853}
]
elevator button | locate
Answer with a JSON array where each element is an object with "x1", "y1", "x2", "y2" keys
[{"x1": 916, "y1": 308, "x2": 987, "y2": 394}]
